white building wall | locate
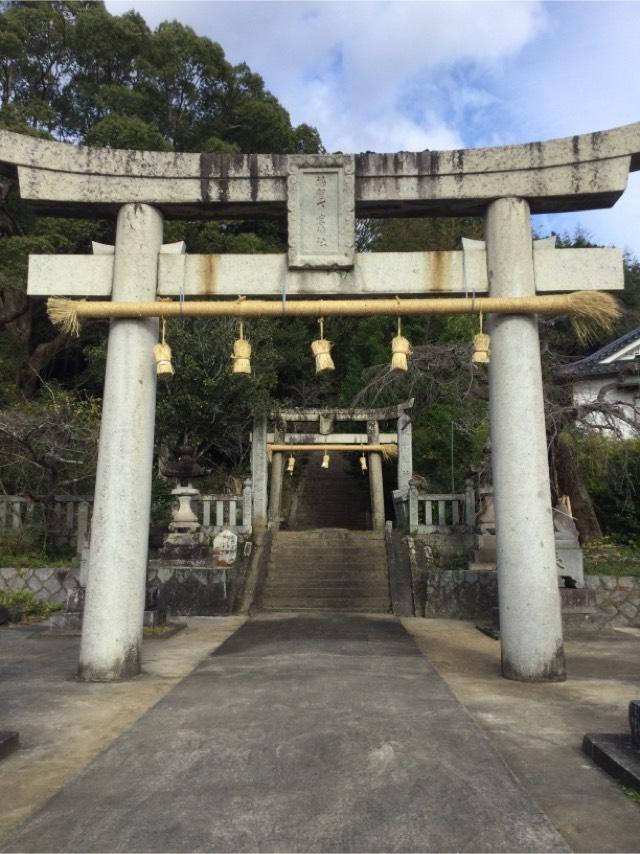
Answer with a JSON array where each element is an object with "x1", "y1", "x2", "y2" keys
[{"x1": 573, "y1": 377, "x2": 639, "y2": 438}]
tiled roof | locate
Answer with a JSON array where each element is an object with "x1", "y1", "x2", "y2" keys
[{"x1": 555, "y1": 326, "x2": 640, "y2": 379}]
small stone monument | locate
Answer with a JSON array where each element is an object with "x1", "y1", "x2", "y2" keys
[
  {"x1": 471, "y1": 485, "x2": 497, "y2": 570},
  {"x1": 553, "y1": 498, "x2": 584, "y2": 587},
  {"x1": 160, "y1": 446, "x2": 209, "y2": 562},
  {"x1": 212, "y1": 529, "x2": 238, "y2": 567}
]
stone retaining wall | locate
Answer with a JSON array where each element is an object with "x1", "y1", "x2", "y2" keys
[
  {"x1": 0, "y1": 567, "x2": 79, "y2": 605},
  {"x1": 584, "y1": 575, "x2": 640, "y2": 627},
  {"x1": 422, "y1": 569, "x2": 497, "y2": 621},
  {"x1": 421, "y1": 568, "x2": 640, "y2": 627},
  {"x1": 0, "y1": 559, "x2": 249, "y2": 616}
]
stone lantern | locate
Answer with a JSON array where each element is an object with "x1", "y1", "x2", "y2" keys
[{"x1": 160, "y1": 446, "x2": 209, "y2": 560}]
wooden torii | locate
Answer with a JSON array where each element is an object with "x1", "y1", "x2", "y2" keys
[{"x1": 1, "y1": 122, "x2": 637, "y2": 683}]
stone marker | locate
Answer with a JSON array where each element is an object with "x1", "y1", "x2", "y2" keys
[
  {"x1": 213, "y1": 529, "x2": 238, "y2": 566},
  {"x1": 583, "y1": 700, "x2": 640, "y2": 790}
]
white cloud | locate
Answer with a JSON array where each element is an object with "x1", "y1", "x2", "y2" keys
[
  {"x1": 106, "y1": 0, "x2": 546, "y2": 151},
  {"x1": 104, "y1": 0, "x2": 640, "y2": 257}
]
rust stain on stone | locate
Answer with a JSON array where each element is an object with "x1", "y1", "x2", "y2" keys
[
  {"x1": 428, "y1": 250, "x2": 448, "y2": 292},
  {"x1": 200, "y1": 254, "x2": 219, "y2": 295}
]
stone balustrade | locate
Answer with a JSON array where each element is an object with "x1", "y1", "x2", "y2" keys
[
  {"x1": 408, "y1": 482, "x2": 475, "y2": 535},
  {"x1": 0, "y1": 496, "x2": 91, "y2": 556},
  {"x1": 0, "y1": 483, "x2": 252, "y2": 557}
]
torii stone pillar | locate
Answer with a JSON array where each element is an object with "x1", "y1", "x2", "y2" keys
[
  {"x1": 268, "y1": 452, "x2": 284, "y2": 530},
  {"x1": 268, "y1": 425, "x2": 285, "y2": 530},
  {"x1": 78, "y1": 203, "x2": 163, "y2": 681},
  {"x1": 251, "y1": 416, "x2": 268, "y2": 530},
  {"x1": 397, "y1": 413, "x2": 412, "y2": 496},
  {"x1": 367, "y1": 420, "x2": 385, "y2": 531},
  {"x1": 485, "y1": 197, "x2": 565, "y2": 682}
]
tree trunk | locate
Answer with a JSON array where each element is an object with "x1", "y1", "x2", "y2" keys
[{"x1": 554, "y1": 433, "x2": 602, "y2": 542}]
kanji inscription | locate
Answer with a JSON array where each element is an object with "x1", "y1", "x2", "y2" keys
[{"x1": 287, "y1": 155, "x2": 355, "y2": 270}]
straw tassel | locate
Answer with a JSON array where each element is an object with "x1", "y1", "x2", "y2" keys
[
  {"x1": 311, "y1": 317, "x2": 335, "y2": 373},
  {"x1": 231, "y1": 321, "x2": 251, "y2": 374},
  {"x1": 472, "y1": 311, "x2": 490, "y2": 364},
  {"x1": 47, "y1": 298, "x2": 83, "y2": 336},
  {"x1": 153, "y1": 317, "x2": 174, "y2": 377},
  {"x1": 391, "y1": 315, "x2": 411, "y2": 372}
]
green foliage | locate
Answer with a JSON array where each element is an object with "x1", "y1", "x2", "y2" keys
[
  {"x1": 0, "y1": 587, "x2": 63, "y2": 615},
  {"x1": 623, "y1": 787, "x2": 640, "y2": 806},
  {"x1": 153, "y1": 317, "x2": 280, "y2": 473},
  {"x1": 0, "y1": 386, "x2": 100, "y2": 499},
  {"x1": 0, "y1": 1, "x2": 637, "y2": 541},
  {"x1": 583, "y1": 538, "x2": 640, "y2": 576},
  {"x1": 86, "y1": 114, "x2": 172, "y2": 151},
  {"x1": 0, "y1": 527, "x2": 78, "y2": 566},
  {"x1": 0, "y1": 1, "x2": 320, "y2": 153},
  {"x1": 567, "y1": 432, "x2": 640, "y2": 539}
]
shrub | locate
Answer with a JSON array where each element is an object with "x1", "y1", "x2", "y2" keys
[{"x1": 572, "y1": 435, "x2": 640, "y2": 540}]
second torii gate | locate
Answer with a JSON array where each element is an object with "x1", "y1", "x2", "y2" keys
[
  {"x1": 251, "y1": 400, "x2": 413, "y2": 532},
  {"x1": 2, "y1": 121, "x2": 637, "y2": 683}
]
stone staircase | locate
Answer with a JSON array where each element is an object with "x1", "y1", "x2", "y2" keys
[
  {"x1": 260, "y1": 529, "x2": 391, "y2": 612},
  {"x1": 289, "y1": 452, "x2": 370, "y2": 530}
]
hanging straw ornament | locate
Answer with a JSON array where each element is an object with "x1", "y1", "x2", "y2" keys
[
  {"x1": 153, "y1": 318, "x2": 174, "y2": 378},
  {"x1": 359, "y1": 446, "x2": 368, "y2": 473},
  {"x1": 286, "y1": 454, "x2": 296, "y2": 476},
  {"x1": 472, "y1": 311, "x2": 491, "y2": 365},
  {"x1": 231, "y1": 321, "x2": 252, "y2": 374},
  {"x1": 311, "y1": 317, "x2": 335, "y2": 374},
  {"x1": 390, "y1": 315, "x2": 411, "y2": 372},
  {"x1": 321, "y1": 448, "x2": 330, "y2": 469}
]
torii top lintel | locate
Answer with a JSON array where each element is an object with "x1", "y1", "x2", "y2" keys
[{"x1": 1, "y1": 122, "x2": 640, "y2": 219}]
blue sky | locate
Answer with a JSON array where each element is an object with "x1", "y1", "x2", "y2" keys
[{"x1": 105, "y1": 0, "x2": 640, "y2": 257}]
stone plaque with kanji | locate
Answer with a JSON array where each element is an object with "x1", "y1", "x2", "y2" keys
[{"x1": 287, "y1": 155, "x2": 355, "y2": 270}]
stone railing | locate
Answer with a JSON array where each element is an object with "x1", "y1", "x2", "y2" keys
[
  {"x1": 0, "y1": 482, "x2": 253, "y2": 556},
  {"x1": 198, "y1": 481, "x2": 252, "y2": 535},
  {"x1": 0, "y1": 495, "x2": 92, "y2": 556},
  {"x1": 408, "y1": 481, "x2": 475, "y2": 534}
]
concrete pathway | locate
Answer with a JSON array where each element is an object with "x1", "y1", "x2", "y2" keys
[
  {"x1": 0, "y1": 617, "x2": 245, "y2": 840},
  {"x1": 404, "y1": 618, "x2": 640, "y2": 853},
  {"x1": 3, "y1": 614, "x2": 567, "y2": 853}
]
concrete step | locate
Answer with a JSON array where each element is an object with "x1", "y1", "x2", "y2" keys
[
  {"x1": 267, "y1": 567, "x2": 387, "y2": 587},
  {"x1": 262, "y1": 598, "x2": 391, "y2": 611},
  {"x1": 260, "y1": 605, "x2": 390, "y2": 613},
  {"x1": 261, "y1": 528, "x2": 390, "y2": 613},
  {"x1": 273, "y1": 531, "x2": 384, "y2": 540},
  {"x1": 270, "y1": 553, "x2": 385, "y2": 563},
  {"x1": 266, "y1": 581, "x2": 389, "y2": 593}
]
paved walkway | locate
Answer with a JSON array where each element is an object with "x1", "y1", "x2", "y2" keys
[{"x1": 3, "y1": 614, "x2": 567, "y2": 853}]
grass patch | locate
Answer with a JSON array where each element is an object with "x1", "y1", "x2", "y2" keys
[
  {"x1": 0, "y1": 589, "x2": 63, "y2": 618},
  {"x1": 623, "y1": 786, "x2": 640, "y2": 806},
  {"x1": 0, "y1": 536, "x2": 79, "y2": 569},
  {"x1": 583, "y1": 538, "x2": 640, "y2": 577}
]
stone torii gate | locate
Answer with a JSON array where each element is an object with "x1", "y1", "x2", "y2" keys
[
  {"x1": 2, "y1": 122, "x2": 637, "y2": 684},
  {"x1": 251, "y1": 400, "x2": 413, "y2": 532}
]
